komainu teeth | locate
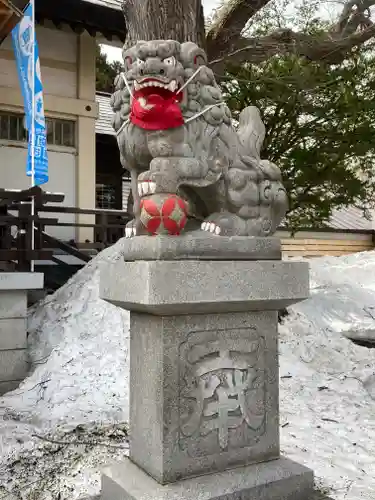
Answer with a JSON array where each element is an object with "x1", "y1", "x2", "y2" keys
[
  {"x1": 168, "y1": 81, "x2": 177, "y2": 92},
  {"x1": 135, "y1": 80, "x2": 178, "y2": 91}
]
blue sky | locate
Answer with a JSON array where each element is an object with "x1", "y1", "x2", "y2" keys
[{"x1": 102, "y1": 0, "x2": 221, "y2": 62}]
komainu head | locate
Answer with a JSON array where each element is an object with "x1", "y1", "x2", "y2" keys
[{"x1": 111, "y1": 40, "x2": 232, "y2": 132}]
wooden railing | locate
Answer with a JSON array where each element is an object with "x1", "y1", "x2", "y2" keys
[{"x1": 0, "y1": 187, "x2": 131, "y2": 272}]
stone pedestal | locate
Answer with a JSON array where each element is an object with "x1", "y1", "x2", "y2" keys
[
  {"x1": 99, "y1": 236, "x2": 314, "y2": 500},
  {"x1": 0, "y1": 272, "x2": 44, "y2": 395}
]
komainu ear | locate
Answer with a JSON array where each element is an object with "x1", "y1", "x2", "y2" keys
[
  {"x1": 180, "y1": 42, "x2": 207, "y2": 69},
  {"x1": 122, "y1": 46, "x2": 138, "y2": 71},
  {"x1": 124, "y1": 56, "x2": 133, "y2": 70}
]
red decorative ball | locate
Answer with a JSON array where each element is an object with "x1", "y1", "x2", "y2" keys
[{"x1": 140, "y1": 194, "x2": 188, "y2": 235}]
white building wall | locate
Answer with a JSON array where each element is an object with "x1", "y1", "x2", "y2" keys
[
  {"x1": 0, "y1": 144, "x2": 76, "y2": 241},
  {"x1": 0, "y1": 26, "x2": 78, "y2": 98},
  {"x1": 0, "y1": 26, "x2": 80, "y2": 241}
]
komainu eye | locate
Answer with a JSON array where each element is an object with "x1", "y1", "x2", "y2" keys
[
  {"x1": 136, "y1": 58, "x2": 144, "y2": 66},
  {"x1": 163, "y1": 56, "x2": 176, "y2": 66}
]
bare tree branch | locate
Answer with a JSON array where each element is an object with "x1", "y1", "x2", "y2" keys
[
  {"x1": 118, "y1": 0, "x2": 375, "y2": 69},
  {"x1": 206, "y1": 0, "x2": 273, "y2": 60},
  {"x1": 333, "y1": 0, "x2": 373, "y2": 36},
  {"x1": 208, "y1": 0, "x2": 375, "y2": 71}
]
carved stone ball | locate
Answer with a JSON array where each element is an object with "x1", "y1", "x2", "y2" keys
[{"x1": 140, "y1": 194, "x2": 188, "y2": 236}]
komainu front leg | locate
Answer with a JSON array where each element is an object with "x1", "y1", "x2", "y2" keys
[
  {"x1": 201, "y1": 212, "x2": 248, "y2": 237},
  {"x1": 137, "y1": 157, "x2": 211, "y2": 197},
  {"x1": 137, "y1": 171, "x2": 157, "y2": 197}
]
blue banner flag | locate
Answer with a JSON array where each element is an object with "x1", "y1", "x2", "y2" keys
[{"x1": 12, "y1": 3, "x2": 49, "y2": 186}]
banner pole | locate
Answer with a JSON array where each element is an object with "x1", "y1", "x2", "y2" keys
[{"x1": 30, "y1": 0, "x2": 35, "y2": 272}]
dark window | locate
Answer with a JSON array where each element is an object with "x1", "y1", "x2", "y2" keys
[
  {"x1": 0, "y1": 111, "x2": 76, "y2": 147},
  {"x1": 45, "y1": 118, "x2": 75, "y2": 147},
  {"x1": 96, "y1": 184, "x2": 117, "y2": 209},
  {"x1": 0, "y1": 112, "x2": 26, "y2": 141}
]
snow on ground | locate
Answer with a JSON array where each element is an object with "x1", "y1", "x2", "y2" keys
[
  {"x1": 0, "y1": 239, "x2": 130, "y2": 500},
  {"x1": 0, "y1": 242, "x2": 374, "y2": 499},
  {"x1": 279, "y1": 252, "x2": 375, "y2": 500}
]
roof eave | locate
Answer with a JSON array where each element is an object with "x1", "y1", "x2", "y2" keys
[
  {"x1": 0, "y1": 0, "x2": 24, "y2": 45},
  {"x1": 37, "y1": 0, "x2": 127, "y2": 43}
]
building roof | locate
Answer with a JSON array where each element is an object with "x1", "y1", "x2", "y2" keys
[
  {"x1": 96, "y1": 92, "x2": 115, "y2": 136},
  {"x1": 37, "y1": 0, "x2": 126, "y2": 42},
  {"x1": 327, "y1": 206, "x2": 373, "y2": 231},
  {"x1": 0, "y1": 1, "x2": 25, "y2": 45},
  {"x1": 9, "y1": 0, "x2": 28, "y2": 9}
]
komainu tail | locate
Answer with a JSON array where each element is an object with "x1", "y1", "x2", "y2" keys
[
  {"x1": 237, "y1": 105, "x2": 283, "y2": 182},
  {"x1": 237, "y1": 106, "x2": 266, "y2": 160}
]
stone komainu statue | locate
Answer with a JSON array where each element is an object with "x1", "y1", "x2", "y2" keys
[{"x1": 111, "y1": 39, "x2": 288, "y2": 238}]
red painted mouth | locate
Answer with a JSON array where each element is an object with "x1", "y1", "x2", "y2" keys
[{"x1": 130, "y1": 76, "x2": 185, "y2": 130}]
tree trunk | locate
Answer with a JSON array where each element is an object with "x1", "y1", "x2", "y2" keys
[{"x1": 121, "y1": 0, "x2": 206, "y2": 49}]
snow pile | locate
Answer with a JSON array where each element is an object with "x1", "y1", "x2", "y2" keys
[
  {"x1": 9, "y1": 238, "x2": 130, "y2": 426},
  {"x1": 0, "y1": 244, "x2": 374, "y2": 499},
  {"x1": 0, "y1": 239, "x2": 130, "y2": 499},
  {"x1": 279, "y1": 253, "x2": 375, "y2": 500}
]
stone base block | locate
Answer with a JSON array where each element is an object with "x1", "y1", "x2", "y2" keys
[
  {"x1": 120, "y1": 235, "x2": 282, "y2": 262},
  {"x1": 101, "y1": 260, "x2": 309, "y2": 316},
  {"x1": 128, "y1": 311, "x2": 280, "y2": 484},
  {"x1": 101, "y1": 457, "x2": 314, "y2": 500},
  {"x1": 0, "y1": 291, "x2": 27, "y2": 319},
  {"x1": 0, "y1": 272, "x2": 44, "y2": 291},
  {"x1": 0, "y1": 318, "x2": 27, "y2": 350},
  {"x1": 0, "y1": 349, "x2": 28, "y2": 381},
  {"x1": 0, "y1": 379, "x2": 23, "y2": 395}
]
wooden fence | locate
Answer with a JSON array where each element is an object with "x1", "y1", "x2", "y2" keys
[
  {"x1": 0, "y1": 186, "x2": 131, "y2": 272},
  {"x1": 281, "y1": 235, "x2": 374, "y2": 258},
  {"x1": 1, "y1": 187, "x2": 374, "y2": 272}
]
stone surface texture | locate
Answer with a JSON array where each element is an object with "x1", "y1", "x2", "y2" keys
[
  {"x1": 0, "y1": 291, "x2": 27, "y2": 318},
  {"x1": 0, "y1": 318, "x2": 27, "y2": 350},
  {"x1": 129, "y1": 311, "x2": 279, "y2": 484},
  {"x1": 120, "y1": 235, "x2": 282, "y2": 261},
  {"x1": 0, "y1": 349, "x2": 28, "y2": 381},
  {"x1": 101, "y1": 457, "x2": 314, "y2": 500},
  {"x1": 0, "y1": 273, "x2": 42, "y2": 395},
  {"x1": 112, "y1": 40, "x2": 288, "y2": 238},
  {"x1": 0, "y1": 272, "x2": 44, "y2": 290},
  {"x1": 0, "y1": 380, "x2": 23, "y2": 394},
  {"x1": 100, "y1": 259, "x2": 309, "y2": 316}
]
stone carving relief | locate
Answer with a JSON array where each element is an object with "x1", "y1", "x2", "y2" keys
[{"x1": 179, "y1": 328, "x2": 266, "y2": 457}]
